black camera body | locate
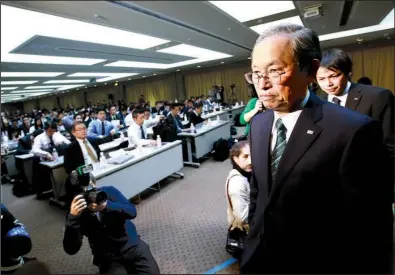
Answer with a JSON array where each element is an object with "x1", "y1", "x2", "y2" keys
[
  {"x1": 70, "y1": 164, "x2": 108, "y2": 205},
  {"x1": 81, "y1": 184, "x2": 107, "y2": 205}
]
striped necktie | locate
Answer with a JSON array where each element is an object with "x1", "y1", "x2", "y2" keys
[
  {"x1": 271, "y1": 118, "x2": 287, "y2": 182},
  {"x1": 332, "y1": 97, "x2": 341, "y2": 105}
]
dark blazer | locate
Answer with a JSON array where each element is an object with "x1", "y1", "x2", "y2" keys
[
  {"x1": 63, "y1": 135, "x2": 113, "y2": 174},
  {"x1": 321, "y1": 82, "x2": 394, "y2": 162},
  {"x1": 189, "y1": 111, "x2": 204, "y2": 126},
  {"x1": 160, "y1": 115, "x2": 180, "y2": 142},
  {"x1": 106, "y1": 113, "x2": 125, "y2": 126},
  {"x1": 16, "y1": 135, "x2": 33, "y2": 155},
  {"x1": 241, "y1": 93, "x2": 393, "y2": 274}
]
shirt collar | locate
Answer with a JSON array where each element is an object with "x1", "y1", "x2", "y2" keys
[{"x1": 273, "y1": 90, "x2": 310, "y2": 132}]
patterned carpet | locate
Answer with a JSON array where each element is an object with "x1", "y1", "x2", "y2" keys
[{"x1": 2, "y1": 156, "x2": 239, "y2": 274}]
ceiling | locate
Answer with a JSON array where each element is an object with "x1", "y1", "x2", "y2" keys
[{"x1": 1, "y1": 1, "x2": 394, "y2": 103}]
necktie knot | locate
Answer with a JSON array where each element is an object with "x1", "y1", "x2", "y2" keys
[
  {"x1": 275, "y1": 118, "x2": 286, "y2": 133},
  {"x1": 332, "y1": 97, "x2": 341, "y2": 105}
]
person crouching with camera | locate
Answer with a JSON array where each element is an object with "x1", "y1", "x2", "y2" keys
[{"x1": 62, "y1": 172, "x2": 160, "y2": 274}]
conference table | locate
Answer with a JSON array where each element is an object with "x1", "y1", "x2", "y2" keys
[
  {"x1": 226, "y1": 105, "x2": 244, "y2": 119},
  {"x1": 201, "y1": 110, "x2": 229, "y2": 121},
  {"x1": 39, "y1": 140, "x2": 184, "y2": 208},
  {"x1": 178, "y1": 120, "x2": 231, "y2": 168}
]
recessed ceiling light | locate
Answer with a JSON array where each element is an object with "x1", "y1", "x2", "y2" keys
[
  {"x1": 1, "y1": 5, "x2": 170, "y2": 65},
  {"x1": 228, "y1": 28, "x2": 231, "y2": 31},
  {"x1": 114, "y1": 83, "x2": 118, "y2": 86},
  {"x1": 44, "y1": 79, "x2": 91, "y2": 84},
  {"x1": 197, "y1": 66, "x2": 201, "y2": 68},
  {"x1": 177, "y1": 69, "x2": 180, "y2": 71},
  {"x1": 106, "y1": 44, "x2": 232, "y2": 69},
  {"x1": 128, "y1": 78, "x2": 131, "y2": 80},
  {"x1": 209, "y1": 1, "x2": 296, "y2": 22},
  {"x1": 250, "y1": 16, "x2": 304, "y2": 34},
  {"x1": 94, "y1": 85, "x2": 97, "y2": 87},
  {"x1": 221, "y1": 61, "x2": 225, "y2": 64},
  {"x1": 1, "y1": 87, "x2": 18, "y2": 91},
  {"x1": 153, "y1": 73, "x2": 157, "y2": 76},
  {"x1": 85, "y1": 86, "x2": 87, "y2": 89},
  {"x1": 77, "y1": 88, "x2": 79, "y2": 90},
  {"x1": 1, "y1": 80, "x2": 38, "y2": 85},
  {"x1": 67, "y1": 73, "x2": 139, "y2": 83},
  {"x1": 1, "y1": 72, "x2": 65, "y2": 77},
  {"x1": 143, "y1": 76, "x2": 146, "y2": 78},
  {"x1": 10, "y1": 89, "x2": 54, "y2": 93},
  {"x1": 104, "y1": 83, "x2": 107, "y2": 85}
]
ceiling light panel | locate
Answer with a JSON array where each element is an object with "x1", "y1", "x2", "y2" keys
[
  {"x1": 1, "y1": 80, "x2": 38, "y2": 85},
  {"x1": 209, "y1": 1, "x2": 296, "y2": 22},
  {"x1": 1, "y1": 87, "x2": 18, "y2": 91},
  {"x1": 10, "y1": 89, "x2": 55, "y2": 93},
  {"x1": 1, "y1": 4, "x2": 169, "y2": 66},
  {"x1": 1, "y1": 72, "x2": 65, "y2": 77},
  {"x1": 106, "y1": 44, "x2": 232, "y2": 69},
  {"x1": 44, "y1": 79, "x2": 91, "y2": 84},
  {"x1": 8, "y1": 92, "x2": 52, "y2": 97},
  {"x1": 1, "y1": 54, "x2": 105, "y2": 65},
  {"x1": 24, "y1": 84, "x2": 85, "y2": 90},
  {"x1": 67, "y1": 73, "x2": 139, "y2": 83},
  {"x1": 380, "y1": 9, "x2": 394, "y2": 25},
  {"x1": 250, "y1": 16, "x2": 304, "y2": 34}
]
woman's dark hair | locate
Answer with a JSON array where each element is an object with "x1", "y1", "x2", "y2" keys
[
  {"x1": 34, "y1": 116, "x2": 42, "y2": 129},
  {"x1": 248, "y1": 83, "x2": 258, "y2": 98},
  {"x1": 229, "y1": 141, "x2": 249, "y2": 166}
]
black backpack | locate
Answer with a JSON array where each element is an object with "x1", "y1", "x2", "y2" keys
[{"x1": 213, "y1": 138, "x2": 230, "y2": 161}]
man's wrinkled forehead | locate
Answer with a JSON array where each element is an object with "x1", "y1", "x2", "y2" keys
[{"x1": 251, "y1": 35, "x2": 294, "y2": 68}]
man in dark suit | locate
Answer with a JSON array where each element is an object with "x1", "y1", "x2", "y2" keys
[
  {"x1": 64, "y1": 121, "x2": 115, "y2": 175},
  {"x1": 107, "y1": 105, "x2": 125, "y2": 128},
  {"x1": 241, "y1": 23, "x2": 393, "y2": 274},
  {"x1": 189, "y1": 102, "x2": 205, "y2": 126},
  {"x1": 316, "y1": 48, "x2": 394, "y2": 183}
]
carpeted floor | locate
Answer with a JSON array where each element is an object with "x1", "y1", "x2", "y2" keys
[{"x1": 1, "y1": 146, "x2": 242, "y2": 274}]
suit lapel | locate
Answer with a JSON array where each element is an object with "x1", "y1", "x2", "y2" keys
[
  {"x1": 345, "y1": 83, "x2": 363, "y2": 110},
  {"x1": 252, "y1": 111, "x2": 273, "y2": 197},
  {"x1": 268, "y1": 93, "x2": 324, "y2": 205}
]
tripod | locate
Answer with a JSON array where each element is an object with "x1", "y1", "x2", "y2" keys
[{"x1": 228, "y1": 86, "x2": 238, "y2": 105}]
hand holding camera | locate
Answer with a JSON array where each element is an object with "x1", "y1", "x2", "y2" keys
[{"x1": 70, "y1": 195, "x2": 87, "y2": 216}]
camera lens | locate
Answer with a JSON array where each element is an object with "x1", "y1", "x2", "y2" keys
[{"x1": 89, "y1": 190, "x2": 108, "y2": 205}]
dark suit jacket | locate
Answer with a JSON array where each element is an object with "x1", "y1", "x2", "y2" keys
[
  {"x1": 16, "y1": 135, "x2": 32, "y2": 155},
  {"x1": 321, "y1": 83, "x2": 394, "y2": 162},
  {"x1": 160, "y1": 115, "x2": 180, "y2": 142},
  {"x1": 106, "y1": 113, "x2": 125, "y2": 126},
  {"x1": 189, "y1": 111, "x2": 204, "y2": 126},
  {"x1": 63, "y1": 135, "x2": 113, "y2": 174},
  {"x1": 241, "y1": 93, "x2": 393, "y2": 274}
]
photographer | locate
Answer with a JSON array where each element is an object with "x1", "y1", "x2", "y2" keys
[
  {"x1": 63, "y1": 172, "x2": 160, "y2": 274},
  {"x1": 1, "y1": 203, "x2": 33, "y2": 273}
]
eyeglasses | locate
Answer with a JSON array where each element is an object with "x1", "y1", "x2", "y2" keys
[{"x1": 245, "y1": 70, "x2": 287, "y2": 85}]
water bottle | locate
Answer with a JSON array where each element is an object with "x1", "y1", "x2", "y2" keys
[
  {"x1": 219, "y1": 105, "x2": 223, "y2": 111},
  {"x1": 208, "y1": 118, "x2": 212, "y2": 125},
  {"x1": 156, "y1": 135, "x2": 162, "y2": 148},
  {"x1": 216, "y1": 115, "x2": 220, "y2": 121},
  {"x1": 52, "y1": 148, "x2": 58, "y2": 160},
  {"x1": 241, "y1": 101, "x2": 244, "y2": 106},
  {"x1": 190, "y1": 123, "x2": 195, "y2": 133},
  {"x1": 120, "y1": 132, "x2": 125, "y2": 142},
  {"x1": 183, "y1": 115, "x2": 188, "y2": 122},
  {"x1": 100, "y1": 152, "x2": 107, "y2": 168}
]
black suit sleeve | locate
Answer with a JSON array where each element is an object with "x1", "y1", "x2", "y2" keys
[
  {"x1": 340, "y1": 119, "x2": 393, "y2": 273},
  {"x1": 372, "y1": 89, "x2": 394, "y2": 165},
  {"x1": 63, "y1": 143, "x2": 75, "y2": 174},
  {"x1": 16, "y1": 138, "x2": 31, "y2": 155},
  {"x1": 248, "y1": 120, "x2": 258, "y2": 225},
  {"x1": 63, "y1": 213, "x2": 83, "y2": 255}
]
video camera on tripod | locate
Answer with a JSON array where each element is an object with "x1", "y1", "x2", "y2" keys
[{"x1": 69, "y1": 164, "x2": 107, "y2": 205}]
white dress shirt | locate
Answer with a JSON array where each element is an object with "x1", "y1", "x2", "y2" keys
[
  {"x1": 76, "y1": 138, "x2": 98, "y2": 165},
  {"x1": 226, "y1": 169, "x2": 250, "y2": 225},
  {"x1": 327, "y1": 81, "x2": 351, "y2": 107},
  {"x1": 127, "y1": 118, "x2": 159, "y2": 147},
  {"x1": 124, "y1": 113, "x2": 133, "y2": 127},
  {"x1": 271, "y1": 91, "x2": 310, "y2": 152},
  {"x1": 31, "y1": 132, "x2": 70, "y2": 157}
]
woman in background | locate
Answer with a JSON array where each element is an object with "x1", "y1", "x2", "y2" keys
[
  {"x1": 226, "y1": 141, "x2": 252, "y2": 228},
  {"x1": 29, "y1": 116, "x2": 43, "y2": 134},
  {"x1": 239, "y1": 83, "x2": 264, "y2": 136}
]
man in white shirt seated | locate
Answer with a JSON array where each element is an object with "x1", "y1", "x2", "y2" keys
[
  {"x1": 127, "y1": 108, "x2": 164, "y2": 147},
  {"x1": 31, "y1": 122, "x2": 70, "y2": 199},
  {"x1": 31, "y1": 122, "x2": 70, "y2": 161}
]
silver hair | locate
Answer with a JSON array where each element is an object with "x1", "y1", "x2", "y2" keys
[{"x1": 252, "y1": 23, "x2": 322, "y2": 75}]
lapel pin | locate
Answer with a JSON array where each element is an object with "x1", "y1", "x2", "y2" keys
[
  {"x1": 307, "y1": 130, "x2": 314, "y2": 135},
  {"x1": 354, "y1": 98, "x2": 359, "y2": 100}
]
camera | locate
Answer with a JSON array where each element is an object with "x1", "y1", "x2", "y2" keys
[{"x1": 70, "y1": 164, "x2": 108, "y2": 205}]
